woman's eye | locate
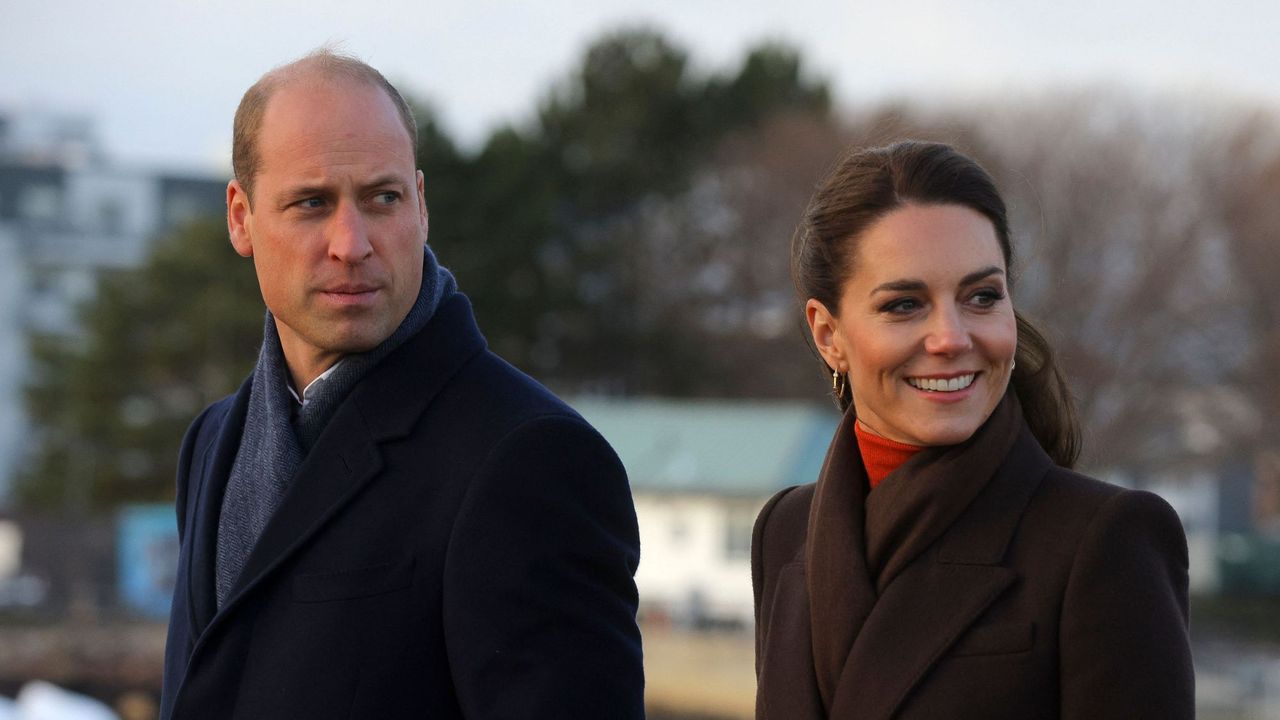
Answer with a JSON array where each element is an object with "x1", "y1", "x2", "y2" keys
[
  {"x1": 882, "y1": 297, "x2": 921, "y2": 315},
  {"x1": 970, "y1": 289, "x2": 1006, "y2": 308}
]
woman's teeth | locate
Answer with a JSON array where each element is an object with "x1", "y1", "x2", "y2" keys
[{"x1": 907, "y1": 373, "x2": 975, "y2": 392}]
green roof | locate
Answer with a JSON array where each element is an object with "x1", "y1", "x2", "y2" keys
[{"x1": 570, "y1": 398, "x2": 840, "y2": 495}]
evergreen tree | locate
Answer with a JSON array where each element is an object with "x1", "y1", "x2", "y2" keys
[{"x1": 18, "y1": 217, "x2": 261, "y2": 510}]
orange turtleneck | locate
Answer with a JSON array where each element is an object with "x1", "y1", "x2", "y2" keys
[{"x1": 854, "y1": 420, "x2": 924, "y2": 489}]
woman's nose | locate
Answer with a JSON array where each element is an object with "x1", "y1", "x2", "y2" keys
[{"x1": 923, "y1": 306, "x2": 973, "y2": 356}]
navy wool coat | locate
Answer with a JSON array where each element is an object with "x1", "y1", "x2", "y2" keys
[{"x1": 160, "y1": 294, "x2": 645, "y2": 719}]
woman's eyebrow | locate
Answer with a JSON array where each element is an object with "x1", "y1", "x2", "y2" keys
[
  {"x1": 960, "y1": 266, "x2": 1005, "y2": 285},
  {"x1": 869, "y1": 266, "x2": 1004, "y2": 297},
  {"x1": 869, "y1": 278, "x2": 926, "y2": 296}
]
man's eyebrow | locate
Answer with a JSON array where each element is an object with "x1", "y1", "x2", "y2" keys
[
  {"x1": 278, "y1": 184, "x2": 329, "y2": 201},
  {"x1": 869, "y1": 266, "x2": 1004, "y2": 297},
  {"x1": 362, "y1": 175, "x2": 410, "y2": 191},
  {"x1": 272, "y1": 185, "x2": 328, "y2": 210}
]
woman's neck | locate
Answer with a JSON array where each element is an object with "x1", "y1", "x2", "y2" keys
[{"x1": 854, "y1": 420, "x2": 924, "y2": 489}]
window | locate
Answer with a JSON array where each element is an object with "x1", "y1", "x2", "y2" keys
[
  {"x1": 723, "y1": 504, "x2": 755, "y2": 561},
  {"x1": 98, "y1": 198, "x2": 123, "y2": 235}
]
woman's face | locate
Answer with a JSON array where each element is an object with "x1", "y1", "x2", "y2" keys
[{"x1": 806, "y1": 203, "x2": 1017, "y2": 446}]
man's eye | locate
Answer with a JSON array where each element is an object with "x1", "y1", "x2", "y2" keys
[
  {"x1": 373, "y1": 192, "x2": 399, "y2": 205},
  {"x1": 297, "y1": 197, "x2": 325, "y2": 209}
]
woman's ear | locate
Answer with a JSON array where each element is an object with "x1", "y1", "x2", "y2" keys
[{"x1": 805, "y1": 298, "x2": 846, "y2": 372}]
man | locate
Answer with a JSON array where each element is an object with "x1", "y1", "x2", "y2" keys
[{"x1": 160, "y1": 50, "x2": 645, "y2": 719}]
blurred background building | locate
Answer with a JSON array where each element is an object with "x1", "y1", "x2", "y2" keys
[
  {"x1": 577, "y1": 398, "x2": 836, "y2": 629},
  {"x1": 0, "y1": 112, "x2": 224, "y2": 503}
]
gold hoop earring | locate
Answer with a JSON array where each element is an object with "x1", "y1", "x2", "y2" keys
[{"x1": 832, "y1": 370, "x2": 847, "y2": 398}]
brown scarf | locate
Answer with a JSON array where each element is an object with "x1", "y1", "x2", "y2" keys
[{"x1": 805, "y1": 392, "x2": 1022, "y2": 713}]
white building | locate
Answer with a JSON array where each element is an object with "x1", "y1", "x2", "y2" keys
[
  {"x1": 0, "y1": 111, "x2": 225, "y2": 502},
  {"x1": 574, "y1": 398, "x2": 837, "y2": 628}
]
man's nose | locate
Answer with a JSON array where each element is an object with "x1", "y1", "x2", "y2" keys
[
  {"x1": 923, "y1": 305, "x2": 973, "y2": 356},
  {"x1": 328, "y1": 202, "x2": 373, "y2": 263}
]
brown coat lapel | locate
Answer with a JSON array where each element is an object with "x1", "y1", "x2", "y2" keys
[
  {"x1": 827, "y1": 425, "x2": 1049, "y2": 719},
  {"x1": 754, "y1": 398, "x2": 1051, "y2": 720}
]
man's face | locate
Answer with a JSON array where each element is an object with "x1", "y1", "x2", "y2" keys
[{"x1": 227, "y1": 77, "x2": 426, "y2": 382}]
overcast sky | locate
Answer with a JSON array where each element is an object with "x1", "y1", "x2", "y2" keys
[{"x1": 2, "y1": 0, "x2": 1278, "y2": 172}]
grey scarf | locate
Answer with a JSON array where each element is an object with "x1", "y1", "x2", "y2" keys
[{"x1": 214, "y1": 247, "x2": 456, "y2": 608}]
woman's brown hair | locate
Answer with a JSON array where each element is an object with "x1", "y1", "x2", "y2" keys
[{"x1": 792, "y1": 140, "x2": 1080, "y2": 467}]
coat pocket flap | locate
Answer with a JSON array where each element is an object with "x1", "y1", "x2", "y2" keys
[
  {"x1": 950, "y1": 621, "x2": 1035, "y2": 657},
  {"x1": 293, "y1": 556, "x2": 415, "y2": 603}
]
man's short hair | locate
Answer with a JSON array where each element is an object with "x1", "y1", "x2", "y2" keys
[{"x1": 231, "y1": 47, "x2": 419, "y2": 203}]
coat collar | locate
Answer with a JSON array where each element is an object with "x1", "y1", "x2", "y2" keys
[
  {"x1": 184, "y1": 293, "x2": 486, "y2": 639},
  {"x1": 827, "y1": 426, "x2": 1051, "y2": 719},
  {"x1": 784, "y1": 405, "x2": 1052, "y2": 720},
  {"x1": 186, "y1": 377, "x2": 250, "y2": 633}
]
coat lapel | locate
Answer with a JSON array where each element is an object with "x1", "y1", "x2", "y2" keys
[
  {"x1": 191, "y1": 294, "x2": 486, "y2": 638},
  {"x1": 827, "y1": 426, "x2": 1052, "y2": 720},
  {"x1": 186, "y1": 378, "x2": 252, "y2": 635},
  {"x1": 805, "y1": 409, "x2": 877, "y2": 708},
  {"x1": 828, "y1": 560, "x2": 1015, "y2": 719},
  {"x1": 212, "y1": 402, "x2": 385, "y2": 618}
]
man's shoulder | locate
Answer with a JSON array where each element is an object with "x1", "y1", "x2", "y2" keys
[
  {"x1": 365, "y1": 292, "x2": 584, "y2": 432},
  {"x1": 445, "y1": 348, "x2": 587, "y2": 431},
  {"x1": 417, "y1": 349, "x2": 627, "y2": 503}
]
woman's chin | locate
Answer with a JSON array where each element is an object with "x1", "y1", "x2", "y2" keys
[{"x1": 903, "y1": 419, "x2": 984, "y2": 447}]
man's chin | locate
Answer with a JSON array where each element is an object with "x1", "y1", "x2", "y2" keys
[
  {"x1": 297, "y1": 307, "x2": 408, "y2": 355},
  {"x1": 322, "y1": 327, "x2": 396, "y2": 356}
]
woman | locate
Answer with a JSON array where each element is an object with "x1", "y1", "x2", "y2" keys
[{"x1": 751, "y1": 141, "x2": 1194, "y2": 719}]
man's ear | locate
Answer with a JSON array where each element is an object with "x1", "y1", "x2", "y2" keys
[
  {"x1": 416, "y1": 169, "x2": 429, "y2": 234},
  {"x1": 805, "y1": 298, "x2": 846, "y2": 373},
  {"x1": 227, "y1": 179, "x2": 254, "y2": 258}
]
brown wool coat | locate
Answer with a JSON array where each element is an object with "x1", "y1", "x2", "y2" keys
[{"x1": 752, "y1": 411, "x2": 1194, "y2": 720}]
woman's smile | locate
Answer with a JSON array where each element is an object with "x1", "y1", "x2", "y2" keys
[{"x1": 905, "y1": 372, "x2": 977, "y2": 393}]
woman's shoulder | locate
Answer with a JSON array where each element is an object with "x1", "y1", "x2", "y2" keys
[
  {"x1": 752, "y1": 484, "x2": 815, "y2": 569},
  {"x1": 759, "y1": 483, "x2": 816, "y2": 523},
  {"x1": 1028, "y1": 465, "x2": 1187, "y2": 567},
  {"x1": 1038, "y1": 465, "x2": 1182, "y2": 525}
]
